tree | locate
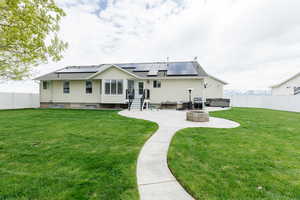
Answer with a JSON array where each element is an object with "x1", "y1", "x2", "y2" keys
[{"x1": 0, "y1": 0, "x2": 67, "y2": 79}]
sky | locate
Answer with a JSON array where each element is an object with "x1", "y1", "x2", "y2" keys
[{"x1": 0, "y1": 0, "x2": 300, "y2": 93}]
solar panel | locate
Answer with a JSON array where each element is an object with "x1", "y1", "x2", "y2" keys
[
  {"x1": 118, "y1": 64, "x2": 137, "y2": 69},
  {"x1": 56, "y1": 66, "x2": 101, "y2": 73},
  {"x1": 167, "y1": 62, "x2": 198, "y2": 76},
  {"x1": 55, "y1": 62, "x2": 199, "y2": 76},
  {"x1": 118, "y1": 63, "x2": 168, "y2": 72},
  {"x1": 133, "y1": 64, "x2": 150, "y2": 72}
]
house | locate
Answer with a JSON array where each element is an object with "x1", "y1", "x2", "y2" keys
[
  {"x1": 35, "y1": 61, "x2": 227, "y2": 109},
  {"x1": 271, "y1": 72, "x2": 300, "y2": 96}
]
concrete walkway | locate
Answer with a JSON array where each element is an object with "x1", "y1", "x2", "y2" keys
[{"x1": 119, "y1": 108, "x2": 240, "y2": 200}]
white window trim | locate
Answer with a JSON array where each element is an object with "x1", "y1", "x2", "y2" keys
[
  {"x1": 42, "y1": 81, "x2": 48, "y2": 90},
  {"x1": 104, "y1": 79, "x2": 123, "y2": 96},
  {"x1": 85, "y1": 80, "x2": 93, "y2": 94},
  {"x1": 63, "y1": 81, "x2": 70, "y2": 94},
  {"x1": 153, "y1": 80, "x2": 161, "y2": 88}
]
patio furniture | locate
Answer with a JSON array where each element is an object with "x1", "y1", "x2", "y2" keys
[
  {"x1": 193, "y1": 97, "x2": 203, "y2": 109},
  {"x1": 206, "y1": 98, "x2": 230, "y2": 107},
  {"x1": 182, "y1": 102, "x2": 190, "y2": 110},
  {"x1": 160, "y1": 101, "x2": 178, "y2": 109}
]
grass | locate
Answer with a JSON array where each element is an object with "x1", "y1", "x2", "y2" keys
[
  {"x1": 0, "y1": 109, "x2": 157, "y2": 200},
  {"x1": 168, "y1": 108, "x2": 300, "y2": 200}
]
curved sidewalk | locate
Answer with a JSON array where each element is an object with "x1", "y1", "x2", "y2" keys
[{"x1": 119, "y1": 109, "x2": 240, "y2": 200}]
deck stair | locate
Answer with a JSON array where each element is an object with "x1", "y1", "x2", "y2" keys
[{"x1": 129, "y1": 98, "x2": 141, "y2": 110}]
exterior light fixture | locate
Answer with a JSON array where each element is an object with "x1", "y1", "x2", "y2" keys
[{"x1": 188, "y1": 88, "x2": 194, "y2": 109}]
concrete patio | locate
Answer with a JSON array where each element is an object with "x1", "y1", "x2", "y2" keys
[{"x1": 119, "y1": 108, "x2": 240, "y2": 200}]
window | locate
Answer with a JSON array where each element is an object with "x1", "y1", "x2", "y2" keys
[
  {"x1": 86, "y1": 81, "x2": 93, "y2": 94},
  {"x1": 117, "y1": 80, "x2": 123, "y2": 94},
  {"x1": 42, "y1": 81, "x2": 48, "y2": 90},
  {"x1": 111, "y1": 80, "x2": 117, "y2": 94},
  {"x1": 105, "y1": 80, "x2": 123, "y2": 95},
  {"x1": 139, "y1": 82, "x2": 144, "y2": 95},
  {"x1": 63, "y1": 81, "x2": 70, "y2": 94},
  {"x1": 105, "y1": 80, "x2": 110, "y2": 94},
  {"x1": 153, "y1": 80, "x2": 161, "y2": 88},
  {"x1": 127, "y1": 80, "x2": 134, "y2": 90}
]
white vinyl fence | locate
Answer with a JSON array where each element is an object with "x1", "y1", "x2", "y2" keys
[
  {"x1": 0, "y1": 92, "x2": 40, "y2": 109},
  {"x1": 227, "y1": 95, "x2": 300, "y2": 112}
]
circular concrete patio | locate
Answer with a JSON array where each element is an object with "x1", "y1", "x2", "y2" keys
[{"x1": 119, "y1": 108, "x2": 240, "y2": 200}]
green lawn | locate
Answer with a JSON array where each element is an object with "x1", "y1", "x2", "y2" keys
[
  {"x1": 168, "y1": 108, "x2": 300, "y2": 200},
  {"x1": 0, "y1": 109, "x2": 157, "y2": 200}
]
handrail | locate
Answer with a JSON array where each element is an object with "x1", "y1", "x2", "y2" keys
[
  {"x1": 127, "y1": 89, "x2": 135, "y2": 110},
  {"x1": 145, "y1": 89, "x2": 150, "y2": 100},
  {"x1": 128, "y1": 98, "x2": 133, "y2": 111},
  {"x1": 140, "y1": 89, "x2": 150, "y2": 111},
  {"x1": 140, "y1": 90, "x2": 146, "y2": 111}
]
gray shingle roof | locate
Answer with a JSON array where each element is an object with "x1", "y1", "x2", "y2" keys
[
  {"x1": 35, "y1": 61, "x2": 210, "y2": 80},
  {"x1": 270, "y1": 72, "x2": 300, "y2": 88},
  {"x1": 35, "y1": 72, "x2": 95, "y2": 80}
]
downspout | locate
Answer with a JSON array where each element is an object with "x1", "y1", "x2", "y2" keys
[{"x1": 202, "y1": 78, "x2": 206, "y2": 110}]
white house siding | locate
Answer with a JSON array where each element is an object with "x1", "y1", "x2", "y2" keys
[
  {"x1": 93, "y1": 67, "x2": 137, "y2": 104},
  {"x1": 204, "y1": 77, "x2": 224, "y2": 98},
  {"x1": 40, "y1": 81, "x2": 52, "y2": 102},
  {"x1": 40, "y1": 80, "x2": 101, "y2": 103},
  {"x1": 272, "y1": 75, "x2": 300, "y2": 96},
  {"x1": 39, "y1": 67, "x2": 225, "y2": 105},
  {"x1": 144, "y1": 79, "x2": 205, "y2": 104}
]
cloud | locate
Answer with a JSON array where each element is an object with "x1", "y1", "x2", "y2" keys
[{"x1": 3, "y1": 0, "x2": 300, "y2": 92}]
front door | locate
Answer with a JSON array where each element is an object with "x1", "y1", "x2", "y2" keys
[
  {"x1": 138, "y1": 82, "x2": 144, "y2": 98},
  {"x1": 127, "y1": 80, "x2": 135, "y2": 99}
]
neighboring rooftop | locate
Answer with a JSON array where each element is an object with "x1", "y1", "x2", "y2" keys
[{"x1": 270, "y1": 72, "x2": 300, "y2": 88}]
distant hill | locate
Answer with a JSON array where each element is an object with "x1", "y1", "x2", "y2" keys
[{"x1": 224, "y1": 90, "x2": 271, "y2": 96}]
